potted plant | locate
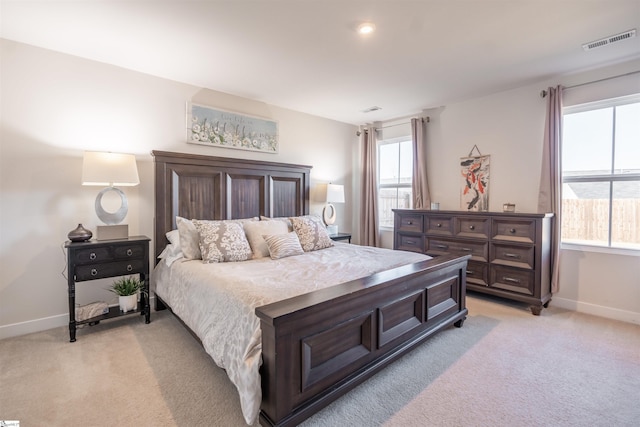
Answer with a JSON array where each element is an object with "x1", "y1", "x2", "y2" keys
[{"x1": 109, "y1": 276, "x2": 144, "y2": 313}]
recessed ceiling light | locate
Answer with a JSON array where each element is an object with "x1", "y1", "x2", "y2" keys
[{"x1": 357, "y1": 22, "x2": 376, "y2": 35}]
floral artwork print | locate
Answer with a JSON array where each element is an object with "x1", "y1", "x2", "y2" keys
[
  {"x1": 460, "y1": 155, "x2": 490, "y2": 211},
  {"x1": 187, "y1": 103, "x2": 278, "y2": 153}
]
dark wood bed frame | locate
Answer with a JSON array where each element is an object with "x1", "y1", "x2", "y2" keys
[{"x1": 152, "y1": 150, "x2": 469, "y2": 427}]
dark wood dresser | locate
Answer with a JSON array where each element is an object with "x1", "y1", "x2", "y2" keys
[{"x1": 393, "y1": 209, "x2": 553, "y2": 315}]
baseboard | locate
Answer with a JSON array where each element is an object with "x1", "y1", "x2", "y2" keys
[
  {"x1": 550, "y1": 297, "x2": 640, "y2": 325},
  {"x1": 0, "y1": 296, "x2": 157, "y2": 340}
]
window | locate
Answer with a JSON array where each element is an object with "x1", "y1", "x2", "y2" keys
[
  {"x1": 561, "y1": 95, "x2": 640, "y2": 250},
  {"x1": 378, "y1": 138, "x2": 412, "y2": 228}
]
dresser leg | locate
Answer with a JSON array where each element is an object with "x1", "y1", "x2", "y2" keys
[{"x1": 530, "y1": 305, "x2": 542, "y2": 316}]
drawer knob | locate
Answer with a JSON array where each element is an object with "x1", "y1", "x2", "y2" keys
[
  {"x1": 126, "y1": 249, "x2": 133, "y2": 256},
  {"x1": 89, "y1": 252, "x2": 97, "y2": 260},
  {"x1": 127, "y1": 264, "x2": 133, "y2": 272},
  {"x1": 436, "y1": 223, "x2": 442, "y2": 228},
  {"x1": 91, "y1": 268, "x2": 98, "y2": 276},
  {"x1": 509, "y1": 228, "x2": 516, "y2": 234},
  {"x1": 469, "y1": 225, "x2": 475, "y2": 230},
  {"x1": 407, "y1": 220, "x2": 413, "y2": 225}
]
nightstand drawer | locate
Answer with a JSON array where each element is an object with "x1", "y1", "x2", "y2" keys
[
  {"x1": 75, "y1": 260, "x2": 145, "y2": 281},
  {"x1": 491, "y1": 243, "x2": 534, "y2": 269},
  {"x1": 74, "y1": 247, "x2": 113, "y2": 264},
  {"x1": 114, "y1": 243, "x2": 146, "y2": 259}
]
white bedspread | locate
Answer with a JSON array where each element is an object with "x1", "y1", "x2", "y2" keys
[{"x1": 152, "y1": 243, "x2": 430, "y2": 425}]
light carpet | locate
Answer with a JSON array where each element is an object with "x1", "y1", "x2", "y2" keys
[{"x1": 1, "y1": 295, "x2": 638, "y2": 426}]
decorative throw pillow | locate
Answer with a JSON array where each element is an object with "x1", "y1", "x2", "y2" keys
[
  {"x1": 192, "y1": 219, "x2": 253, "y2": 263},
  {"x1": 243, "y1": 220, "x2": 290, "y2": 258},
  {"x1": 176, "y1": 216, "x2": 201, "y2": 260},
  {"x1": 289, "y1": 215, "x2": 334, "y2": 252},
  {"x1": 263, "y1": 232, "x2": 304, "y2": 259},
  {"x1": 260, "y1": 215, "x2": 293, "y2": 232}
]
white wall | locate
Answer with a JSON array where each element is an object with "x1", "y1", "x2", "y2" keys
[
  {"x1": 0, "y1": 39, "x2": 357, "y2": 338},
  {"x1": 378, "y1": 58, "x2": 640, "y2": 324}
]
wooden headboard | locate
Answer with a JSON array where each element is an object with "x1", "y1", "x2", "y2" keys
[{"x1": 151, "y1": 150, "x2": 312, "y2": 259}]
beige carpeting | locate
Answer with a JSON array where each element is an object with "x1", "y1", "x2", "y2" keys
[{"x1": 1, "y1": 295, "x2": 639, "y2": 427}]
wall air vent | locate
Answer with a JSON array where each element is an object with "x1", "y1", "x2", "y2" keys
[
  {"x1": 582, "y1": 29, "x2": 636, "y2": 51},
  {"x1": 362, "y1": 106, "x2": 382, "y2": 113}
]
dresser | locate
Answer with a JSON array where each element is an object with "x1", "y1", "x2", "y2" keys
[
  {"x1": 65, "y1": 235, "x2": 151, "y2": 341},
  {"x1": 393, "y1": 210, "x2": 553, "y2": 315}
]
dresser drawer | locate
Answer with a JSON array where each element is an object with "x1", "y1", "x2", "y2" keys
[
  {"x1": 490, "y1": 265, "x2": 535, "y2": 296},
  {"x1": 75, "y1": 260, "x2": 145, "y2": 281},
  {"x1": 427, "y1": 238, "x2": 488, "y2": 262},
  {"x1": 465, "y1": 260, "x2": 489, "y2": 286},
  {"x1": 492, "y1": 218, "x2": 536, "y2": 243},
  {"x1": 396, "y1": 234, "x2": 424, "y2": 253},
  {"x1": 425, "y1": 216, "x2": 454, "y2": 236},
  {"x1": 455, "y1": 216, "x2": 490, "y2": 239},
  {"x1": 491, "y1": 243, "x2": 534, "y2": 270},
  {"x1": 396, "y1": 214, "x2": 424, "y2": 233}
]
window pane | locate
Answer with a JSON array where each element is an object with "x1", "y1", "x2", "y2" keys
[
  {"x1": 614, "y1": 103, "x2": 640, "y2": 174},
  {"x1": 379, "y1": 187, "x2": 398, "y2": 227},
  {"x1": 611, "y1": 180, "x2": 640, "y2": 249},
  {"x1": 562, "y1": 182, "x2": 610, "y2": 246},
  {"x1": 563, "y1": 108, "x2": 613, "y2": 176},
  {"x1": 399, "y1": 140, "x2": 413, "y2": 185},
  {"x1": 379, "y1": 143, "x2": 399, "y2": 185}
]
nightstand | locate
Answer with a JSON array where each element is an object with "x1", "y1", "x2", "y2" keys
[
  {"x1": 329, "y1": 232, "x2": 352, "y2": 243},
  {"x1": 65, "y1": 235, "x2": 151, "y2": 342}
]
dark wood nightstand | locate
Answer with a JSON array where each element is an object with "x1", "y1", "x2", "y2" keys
[
  {"x1": 329, "y1": 232, "x2": 352, "y2": 243},
  {"x1": 65, "y1": 235, "x2": 151, "y2": 342}
]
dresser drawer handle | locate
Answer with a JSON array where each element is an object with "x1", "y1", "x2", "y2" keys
[
  {"x1": 406, "y1": 240, "x2": 415, "y2": 245},
  {"x1": 435, "y1": 244, "x2": 448, "y2": 249},
  {"x1": 89, "y1": 252, "x2": 97, "y2": 260},
  {"x1": 461, "y1": 247, "x2": 472, "y2": 252},
  {"x1": 505, "y1": 253, "x2": 521, "y2": 259},
  {"x1": 127, "y1": 264, "x2": 133, "y2": 272},
  {"x1": 91, "y1": 268, "x2": 98, "y2": 276},
  {"x1": 436, "y1": 223, "x2": 442, "y2": 228},
  {"x1": 509, "y1": 228, "x2": 516, "y2": 234},
  {"x1": 466, "y1": 270, "x2": 474, "y2": 275},
  {"x1": 126, "y1": 249, "x2": 133, "y2": 256},
  {"x1": 469, "y1": 225, "x2": 475, "y2": 230},
  {"x1": 504, "y1": 277, "x2": 520, "y2": 284}
]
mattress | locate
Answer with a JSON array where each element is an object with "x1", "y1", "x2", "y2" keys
[{"x1": 152, "y1": 242, "x2": 430, "y2": 425}]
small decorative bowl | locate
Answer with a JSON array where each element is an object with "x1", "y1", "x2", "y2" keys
[{"x1": 503, "y1": 203, "x2": 516, "y2": 213}]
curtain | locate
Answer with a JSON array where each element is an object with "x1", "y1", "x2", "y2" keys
[
  {"x1": 538, "y1": 85, "x2": 563, "y2": 293},
  {"x1": 411, "y1": 118, "x2": 430, "y2": 209},
  {"x1": 360, "y1": 126, "x2": 379, "y2": 247}
]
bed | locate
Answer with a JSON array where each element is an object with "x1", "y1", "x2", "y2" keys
[{"x1": 151, "y1": 150, "x2": 470, "y2": 427}]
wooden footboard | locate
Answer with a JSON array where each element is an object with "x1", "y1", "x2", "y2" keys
[{"x1": 255, "y1": 254, "x2": 469, "y2": 427}]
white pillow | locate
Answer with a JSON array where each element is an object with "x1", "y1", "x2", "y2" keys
[
  {"x1": 243, "y1": 220, "x2": 290, "y2": 258},
  {"x1": 263, "y1": 232, "x2": 304, "y2": 259},
  {"x1": 158, "y1": 243, "x2": 183, "y2": 267},
  {"x1": 176, "y1": 217, "x2": 201, "y2": 260},
  {"x1": 260, "y1": 215, "x2": 293, "y2": 232}
]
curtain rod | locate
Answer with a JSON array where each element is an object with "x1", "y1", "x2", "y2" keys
[
  {"x1": 540, "y1": 70, "x2": 640, "y2": 97},
  {"x1": 356, "y1": 116, "x2": 430, "y2": 136}
]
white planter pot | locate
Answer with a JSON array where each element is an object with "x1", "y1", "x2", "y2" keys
[{"x1": 119, "y1": 294, "x2": 138, "y2": 313}]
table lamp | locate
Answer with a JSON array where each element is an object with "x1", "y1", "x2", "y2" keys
[{"x1": 323, "y1": 183, "x2": 345, "y2": 235}]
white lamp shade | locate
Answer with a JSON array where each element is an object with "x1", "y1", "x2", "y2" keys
[
  {"x1": 82, "y1": 151, "x2": 139, "y2": 186},
  {"x1": 326, "y1": 184, "x2": 345, "y2": 203}
]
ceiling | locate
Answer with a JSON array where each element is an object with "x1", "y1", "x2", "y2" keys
[{"x1": 2, "y1": 1, "x2": 639, "y2": 125}]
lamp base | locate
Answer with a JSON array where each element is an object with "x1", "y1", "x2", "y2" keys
[{"x1": 96, "y1": 224, "x2": 129, "y2": 240}]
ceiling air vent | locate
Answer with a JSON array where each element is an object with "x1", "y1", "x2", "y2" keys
[
  {"x1": 582, "y1": 29, "x2": 636, "y2": 51},
  {"x1": 362, "y1": 106, "x2": 382, "y2": 113}
]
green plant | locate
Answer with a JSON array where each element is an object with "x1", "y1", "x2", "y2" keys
[{"x1": 108, "y1": 276, "x2": 144, "y2": 296}]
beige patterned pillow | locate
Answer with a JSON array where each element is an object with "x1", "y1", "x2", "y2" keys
[
  {"x1": 263, "y1": 232, "x2": 304, "y2": 259},
  {"x1": 176, "y1": 216, "x2": 201, "y2": 260},
  {"x1": 192, "y1": 220, "x2": 252, "y2": 263},
  {"x1": 243, "y1": 220, "x2": 289, "y2": 258},
  {"x1": 289, "y1": 215, "x2": 334, "y2": 252}
]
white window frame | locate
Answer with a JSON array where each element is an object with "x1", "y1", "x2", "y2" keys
[
  {"x1": 377, "y1": 136, "x2": 413, "y2": 229},
  {"x1": 561, "y1": 94, "x2": 640, "y2": 255}
]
